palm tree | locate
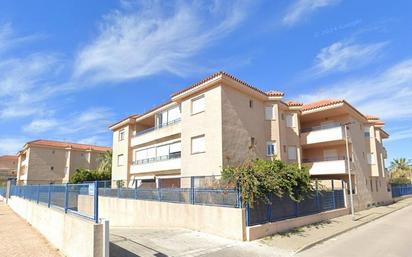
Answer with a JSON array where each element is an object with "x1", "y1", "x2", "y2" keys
[
  {"x1": 390, "y1": 158, "x2": 412, "y2": 172},
  {"x1": 97, "y1": 150, "x2": 112, "y2": 174}
]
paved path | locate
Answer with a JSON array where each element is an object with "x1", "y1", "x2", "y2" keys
[
  {"x1": 110, "y1": 227, "x2": 291, "y2": 257},
  {"x1": 296, "y1": 203, "x2": 412, "y2": 257},
  {"x1": 0, "y1": 200, "x2": 62, "y2": 257},
  {"x1": 261, "y1": 197, "x2": 412, "y2": 252}
]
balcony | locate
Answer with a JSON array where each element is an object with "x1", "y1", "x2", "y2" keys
[
  {"x1": 303, "y1": 157, "x2": 350, "y2": 176},
  {"x1": 382, "y1": 147, "x2": 387, "y2": 159},
  {"x1": 130, "y1": 152, "x2": 181, "y2": 174},
  {"x1": 301, "y1": 125, "x2": 345, "y2": 146},
  {"x1": 131, "y1": 119, "x2": 181, "y2": 146}
]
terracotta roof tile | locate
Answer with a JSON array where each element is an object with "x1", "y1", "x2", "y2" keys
[
  {"x1": 366, "y1": 115, "x2": 380, "y2": 120},
  {"x1": 266, "y1": 91, "x2": 285, "y2": 97},
  {"x1": 171, "y1": 71, "x2": 282, "y2": 98},
  {"x1": 27, "y1": 140, "x2": 111, "y2": 152},
  {"x1": 287, "y1": 100, "x2": 303, "y2": 106},
  {"x1": 0, "y1": 155, "x2": 18, "y2": 161},
  {"x1": 301, "y1": 99, "x2": 344, "y2": 112}
]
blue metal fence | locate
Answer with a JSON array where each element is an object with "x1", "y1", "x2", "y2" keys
[
  {"x1": 246, "y1": 189, "x2": 346, "y2": 226},
  {"x1": 10, "y1": 182, "x2": 99, "y2": 222},
  {"x1": 98, "y1": 186, "x2": 240, "y2": 208},
  {"x1": 391, "y1": 184, "x2": 412, "y2": 197},
  {"x1": 0, "y1": 187, "x2": 6, "y2": 197}
]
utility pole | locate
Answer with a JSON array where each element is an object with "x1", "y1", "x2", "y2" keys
[{"x1": 344, "y1": 122, "x2": 356, "y2": 220}]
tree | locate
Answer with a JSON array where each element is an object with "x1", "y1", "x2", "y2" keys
[
  {"x1": 69, "y1": 168, "x2": 111, "y2": 184},
  {"x1": 222, "y1": 159, "x2": 314, "y2": 207},
  {"x1": 389, "y1": 158, "x2": 412, "y2": 184},
  {"x1": 97, "y1": 150, "x2": 112, "y2": 174}
]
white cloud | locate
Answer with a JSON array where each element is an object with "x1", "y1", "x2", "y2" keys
[
  {"x1": 24, "y1": 107, "x2": 113, "y2": 141},
  {"x1": 74, "y1": 0, "x2": 250, "y2": 83},
  {"x1": 282, "y1": 0, "x2": 340, "y2": 26},
  {"x1": 311, "y1": 41, "x2": 387, "y2": 75},
  {"x1": 298, "y1": 58, "x2": 412, "y2": 120},
  {"x1": 388, "y1": 128, "x2": 412, "y2": 142},
  {"x1": 0, "y1": 137, "x2": 27, "y2": 155}
]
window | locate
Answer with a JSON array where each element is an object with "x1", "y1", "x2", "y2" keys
[
  {"x1": 265, "y1": 106, "x2": 276, "y2": 120},
  {"x1": 156, "y1": 105, "x2": 181, "y2": 127},
  {"x1": 249, "y1": 99, "x2": 253, "y2": 108},
  {"x1": 367, "y1": 153, "x2": 375, "y2": 164},
  {"x1": 287, "y1": 146, "x2": 297, "y2": 160},
  {"x1": 283, "y1": 145, "x2": 287, "y2": 153},
  {"x1": 266, "y1": 141, "x2": 276, "y2": 156},
  {"x1": 119, "y1": 129, "x2": 125, "y2": 141},
  {"x1": 364, "y1": 127, "x2": 370, "y2": 138},
  {"x1": 52, "y1": 150, "x2": 55, "y2": 154},
  {"x1": 50, "y1": 166, "x2": 54, "y2": 171},
  {"x1": 286, "y1": 114, "x2": 294, "y2": 128},
  {"x1": 191, "y1": 135, "x2": 205, "y2": 154},
  {"x1": 370, "y1": 179, "x2": 373, "y2": 192},
  {"x1": 117, "y1": 154, "x2": 124, "y2": 166},
  {"x1": 81, "y1": 153, "x2": 84, "y2": 157},
  {"x1": 249, "y1": 137, "x2": 256, "y2": 149},
  {"x1": 191, "y1": 95, "x2": 205, "y2": 115}
]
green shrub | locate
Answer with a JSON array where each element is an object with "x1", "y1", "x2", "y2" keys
[
  {"x1": 222, "y1": 159, "x2": 314, "y2": 207},
  {"x1": 69, "y1": 168, "x2": 111, "y2": 184}
]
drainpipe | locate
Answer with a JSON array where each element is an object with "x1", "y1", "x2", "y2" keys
[{"x1": 344, "y1": 123, "x2": 355, "y2": 220}]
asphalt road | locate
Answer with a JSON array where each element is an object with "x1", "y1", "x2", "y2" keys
[{"x1": 297, "y1": 204, "x2": 412, "y2": 257}]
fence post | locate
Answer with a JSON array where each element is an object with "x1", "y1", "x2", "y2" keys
[
  {"x1": 331, "y1": 180, "x2": 336, "y2": 209},
  {"x1": 64, "y1": 183, "x2": 69, "y2": 213},
  {"x1": 48, "y1": 183, "x2": 52, "y2": 208},
  {"x1": 190, "y1": 176, "x2": 195, "y2": 205},
  {"x1": 134, "y1": 179, "x2": 138, "y2": 199},
  {"x1": 267, "y1": 193, "x2": 272, "y2": 222},
  {"x1": 315, "y1": 179, "x2": 320, "y2": 211},
  {"x1": 37, "y1": 184, "x2": 40, "y2": 204},
  {"x1": 94, "y1": 181, "x2": 99, "y2": 223},
  {"x1": 236, "y1": 182, "x2": 241, "y2": 208}
]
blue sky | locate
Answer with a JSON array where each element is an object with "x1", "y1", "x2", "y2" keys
[{"x1": 0, "y1": 0, "x2": 411, "y2": 163}]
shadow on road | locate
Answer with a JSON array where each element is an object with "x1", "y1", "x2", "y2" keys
[{"x1": 110, "y1": 242, "x2": 169, "y2": 257}]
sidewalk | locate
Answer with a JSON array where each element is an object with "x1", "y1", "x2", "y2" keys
[
  {"x1": 260, "y1": 197, "x2": 412, "y2": 253},
  {"x1": 0, "y1": 200, "x2": 62, "y2": 257}
]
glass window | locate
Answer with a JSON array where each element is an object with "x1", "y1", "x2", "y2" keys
[
  {"x1": 191, "y1": 95, "x2": 205, "y2": 114},
  {"x1": 249, "y1": 99, "x2": 253, "y2": 108},
  {"x1": 169, "y1": 141, "x2": 181, "y2": 153},
  {"x1": 287, "y1": 146, "x2": 297, "y2": 160},
  {"x1": 265, "y1": 106, "x2": 275, "y2": 120},
  {"x1": 266, "y1": 141, "x2": 276, "y2": 156},
  {"x1": 286, "y1": 114, "x2": 294, "y2": 128},
  {"x1": 119, "y1": 129, "x2": 125, "y2": 141},
  {"x1": 367, "y1": 153, "x2": 375, "y2": 164},
  {"x1": 364, "y1": 127, "x2": 370, "y2": 138},
  {"x1": 117, "y1": 154, "x2": 124, "y2": 166},
  {"x1": 191, "y1": 135, "x2": 205, "y2": 154}
]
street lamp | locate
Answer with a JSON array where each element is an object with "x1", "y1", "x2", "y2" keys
[{"x1": 343, "y1": 122, "x2": 356, "y2": 220}]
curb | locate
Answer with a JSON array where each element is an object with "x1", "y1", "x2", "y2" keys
[{"x1": 295, "y1": 201, "x2": 412, "y2": 253}]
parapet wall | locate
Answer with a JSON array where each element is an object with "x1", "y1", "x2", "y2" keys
[{"x1": 8, "y1": 196, "x2": 108, "y2": 257}]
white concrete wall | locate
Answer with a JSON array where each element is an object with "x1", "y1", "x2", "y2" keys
[
  {"x1": 246, "y1": 208, "x2": 350, "y2": 241},
  {"x1": 8, "y1": 197, "x2": 108, "y2": 257},
  {"x1": 79, "y1": 195, "x2": 246, "y2": 241}
]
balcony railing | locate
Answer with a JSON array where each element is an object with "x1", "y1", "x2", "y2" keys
[
  {"x1": 301, "y1": 124, "x2": 341, "y2": 133},
  {"x1": 302, "y1": 156, "x2": 351, "y2": 163},
  {"x1": 134, "y1": 118, "x2": 181, "y2": 137},
  {"x1": 132, "y1": 152, "x2": 181, "y2": 165}
]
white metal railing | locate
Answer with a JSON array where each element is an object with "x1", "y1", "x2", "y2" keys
[{"x1": 133, "y1": 118, "x2": 181, "y2": 137}]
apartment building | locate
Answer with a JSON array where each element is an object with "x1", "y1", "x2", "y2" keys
[
  {"x1": 110, "y1": 71, "x2": 391, "y2": 209},
  {"x1": 16, "y1": 140, "x2": 111, "y2": 185},
  {"x1": 0, "y1": 155, "x2": 18, "y2": 181}
]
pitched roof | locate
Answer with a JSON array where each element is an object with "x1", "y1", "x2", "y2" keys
[
  {"x1": 25, "y1": 140, "x2": 111, "y2": 152},
  {"x1": 301, "y1": 99, "x2": 344, "y2": 112},
  {"x1": 366, "y1": 115, "x2": 380, "y2": 120},
  {"x1": 109, "y1": 114, "x2": 139, "y2": 129},
  {"x1": 0, "y1": 155, "x2": 18, "y2": 161},
  {"x1": 286, "y1": 100, "x2": 303, "y2": 106},
  {"x1": 171, "y1": 71, "x2": 283, "y2": 98}
]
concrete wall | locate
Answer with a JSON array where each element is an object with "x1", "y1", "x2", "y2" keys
[
  {"x1": 112, "y1": 124, "x2": 133, "y2": 185},
  {"x1": 180, "y1": 85, "x2": 223, "y2": 177},
  {"x1": 8, "y1": 196, "x2": 108, "y2": 257},
  {"x1": 78, "y1": 195, "x2": 246, "y2": 241},
  {"x1": 246, "y1": 208, "x2": 350, "y2": 241}
]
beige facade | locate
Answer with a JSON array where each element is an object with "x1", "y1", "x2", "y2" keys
[
  {"x1": 110, "y1": 71, "x2": 391, "y2": 209},
  {"x1": 16, "y1": 140, "x2": 111, "y2": 184},
  {"x1": 0, "y1": 155, "x2": 18, "y2": 181}
]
